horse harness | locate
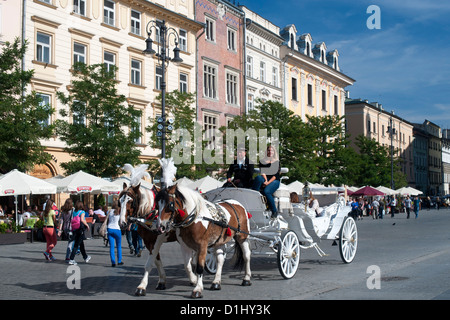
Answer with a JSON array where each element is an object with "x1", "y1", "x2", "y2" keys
[{"x1": 165, "y1": 193, "x2": 249, "y2": 241}]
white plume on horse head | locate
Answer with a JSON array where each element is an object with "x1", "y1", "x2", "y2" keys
[
  {"x1": 122, "y1": 163, "x2": 151, "y2": 187},
  {"x1": 159, "y1": 157, "x2": 177, "y2": 187}
]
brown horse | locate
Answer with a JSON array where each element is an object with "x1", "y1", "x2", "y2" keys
[
  {"x1": 156, "y1": 184, "x2": 252, "y2": 299},
  {"x1": 118, "y1": 183, "x2": 196, "y2": 296}
]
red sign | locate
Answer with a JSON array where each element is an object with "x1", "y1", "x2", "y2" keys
[
  {"x1": 76, "y1": 186, "x2": 92, "y2": 192},
  {"x1": 4, "y1": 189, "x2": 15, "y2": 194}
]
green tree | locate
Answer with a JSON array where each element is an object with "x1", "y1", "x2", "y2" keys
[
  {"x1": 146, "y1": 90, "x2": 220, "y2": 180},
  {"x1": 353, "y1": 135, "x2": 407, "y2": 188},
  {"x1": 55, "y1": 63, "x2": 141, "y2": 177},
  {"x1": 0, "y1": 38, "x2": 53, "y2": 173}
]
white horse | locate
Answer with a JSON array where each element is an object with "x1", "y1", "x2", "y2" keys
[
  {"x1": 119, "y1": 163, "x2": 195, "y2": 296},
  {"x1": 156, "y1": 184, "x2": 252, "y2": 299}
]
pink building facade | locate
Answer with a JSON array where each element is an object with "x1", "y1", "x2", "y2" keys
[{"x1": 195, "y1": 0, "x2": 244, "y2": 138}]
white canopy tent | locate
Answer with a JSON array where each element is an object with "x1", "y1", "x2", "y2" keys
[
  {"x1": 188, "y1": 176, "x2": 222, "y2": 193},
  {"x1": 0, "y1": 169, "x2": 57, "y2": 222},
  {"x1": 396, "y1": 186, "x2": 423, "y2": 196},
  {"x1": 287, "y1": 181, "x2": 305, "y2": 194},
  {"x1": 49, "y1": 170, "x2": 121, "y2": 195},
  {"x1": 175, "y1": 177, "x2": 195, "y2": 187},
  {"x1": 376, "y1": 186, "x2": 397, "y2": 196},
  {"x1": 112, "y1": 176, "x2": 154, "y2": 191}
]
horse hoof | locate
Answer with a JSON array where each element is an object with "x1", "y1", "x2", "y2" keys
[
  {"x1": 135, "y1": 288, "x2": 146, "y2": 296},
  {"x1": 191, "y1": 291, "x2": 203, "y2": 299},
  {"x1": 210, "y1": 283, "x2": 221, "y2": 290},
  {"x1": 155, "y1": 283, "x2": 166, "y2": 290},
  {"x1": 241, "y1": 280, "x2": 252, "y2": 286}
]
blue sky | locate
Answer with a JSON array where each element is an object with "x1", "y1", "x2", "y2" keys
[{"x1": 240, "y1": 0, "x2": 450, "y2": 129}]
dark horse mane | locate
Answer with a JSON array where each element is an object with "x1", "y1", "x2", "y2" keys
[{"x1": 155, "y1": 185, "x2": 186, "y2": 206}]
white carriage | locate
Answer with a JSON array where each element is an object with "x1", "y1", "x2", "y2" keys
[{"x1": 202, "y1": 176, "x2": 358, "y2": 279}]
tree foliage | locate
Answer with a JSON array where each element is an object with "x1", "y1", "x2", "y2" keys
[
  {"x1": 146, "y1": 90, "x2": 221, "y2": 180},
  {"x1": 55, "y1": 63, "x2": 141, "y2": 177},
  {"x1": 0, "y1": 38, "x2": 53, "y2": 173}
]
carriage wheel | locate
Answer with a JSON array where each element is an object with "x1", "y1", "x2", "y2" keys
[
  {"x1": 339, "y1": 216, "x2": 358, "y2": 263},
  {"x1": 205, "y1": 249, "x2": 217, "y2": 274},
  {"x1": 277, "y1": 230, "x2": 300, "y2": 279}
]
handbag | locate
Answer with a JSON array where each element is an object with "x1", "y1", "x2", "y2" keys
[{"x1": 98, "y1": 214, "x2": 109, "y2": 239}]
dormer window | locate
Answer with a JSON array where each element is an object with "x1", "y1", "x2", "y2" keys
[
  {"x1": 312, "y1": 42, "x2": 327, "y2": 63},
  {"x1": 326, "y1": 49, "x2": 340, "y2": 70}
]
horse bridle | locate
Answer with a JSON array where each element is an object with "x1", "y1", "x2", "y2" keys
[
  {"x1": 162, "y1": 193, "x2": 197, "y2": 229},
  {"x1": 120, "y1": 186, "x2": 158, "y2": 227}
]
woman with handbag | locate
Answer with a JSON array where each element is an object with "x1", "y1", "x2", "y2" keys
[
  {"x1": 68, "y1": 200, "x2": 91, "y2": 265},
  {"x1": 106, "y1": 202, "x2": 123, "y2": 267},
  {"x1": 57, "y1": 198, "x2": 75, "y2": 262}
]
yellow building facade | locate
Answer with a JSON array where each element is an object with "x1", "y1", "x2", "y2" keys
[
  {"x1": 4, "y1": 0, "x2": 202, "y2": 179},
  {"x1": 279, "y1": 25, "x2": 354, "y2": 121}
]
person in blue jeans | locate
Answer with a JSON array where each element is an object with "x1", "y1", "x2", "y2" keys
[
  {"x1": 252, "y1": 145, "x2": 281, "y2": 219},
  {"x1": 106, "y1": 202, "x2": 123, "y2": 267}
]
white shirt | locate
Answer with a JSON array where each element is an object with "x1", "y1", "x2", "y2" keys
[{"x1": 107, "y1": 210, "x2": 121, "y2": 230}]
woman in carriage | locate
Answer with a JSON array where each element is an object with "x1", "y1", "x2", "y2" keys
[{"x1": 252, "y1": 145, "x2": 281, "y2": 219}]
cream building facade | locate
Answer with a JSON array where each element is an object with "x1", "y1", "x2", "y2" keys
[
  {"x1": 241, "y1": 5, "x2": 284, "y2": 113},
  {"x1": 279, "y1": 24, "x2": 354, "y2": 122},
  {"x1": 3, "y1": 0, "x2": 202, "y2": 179},
  {"x1": 345, "y1": 98, "x2": 415, "y2": 186}
]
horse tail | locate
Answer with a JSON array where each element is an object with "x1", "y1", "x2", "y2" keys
[{"x1": 232, "y1": 241, "x2": 245, "y2": 271}]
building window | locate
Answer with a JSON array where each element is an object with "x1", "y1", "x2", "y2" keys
[
  {"x1": 246, "y1": 56, "x2": 253, "y2": 78},
  {"x1": 247, "y1": 93, "x2": 254, "y2": 112},
  {"x1": 227, "y1": 28, "x2": 236, "y2": 51},
  {"x1": 72, "y1": 100, "x2": 86, "y2": 126},
  {"x1": 226, "y1": 72, "x2": 238, "y2": 105},
  {"x1": 322, "y1": 90, "x2": 326, "y2": 111},
  {"x1": 179, "y1": 73, "x2": 188, "y2": 93},
  {"x1": 131, "y1": 59, "x2": 141, "y2": 86},
  {"x1": 73, "y1": 42, "x2": 86, "y2": 65},
  {"x1": 155, "y1": 66, "x2": 163, "y2": 90},
  {"x1": 307, "y1": 84, "x2": 313, "y2": 106},
  {"x1": 132, "y1": 114, "x2": 142, "y2": 144},
  {"x1": 205, "y1": 17, "x2": 215, "y2": 42},
  {"x1": 104, "y1": 0, "x2": 115, "y2": 27},
  {"x1": 37, "y1": 93, "x2": 51, "y2": 126},
  {"x1": 292, "y1": 78, "x2": 297, "y2": 101},
  {"x1": 260, "y1": 61, "x2": 265, "y2": 83},
  {"x1": 203, "y1": 64, "x2": 217, "y2": 99},
  {"x1": 131, "y1": 9, "x2": 141, "y2": 36},
  {"x1": 179, "y1": 29, "x2": 187, "y2": 52},
  {"x1": 334, "y1": 95, "x2": 338, "y2": 114},
  {"x1": 204, "y1": 114, "x2": 218, "y2": 150},
  {"x1": 73, "y1": 0, "x2": 86, "y2": 16},
  {"x1": 272, "y1": 66, "x2": 278, "y2": 87},
  {"x1": 36, "y1": 32, "x2": 51, "y2": 64},
  {"x1": 103, "y1": 51, "x2": 115, "y2": 74}
]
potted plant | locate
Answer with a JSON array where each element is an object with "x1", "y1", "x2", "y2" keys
[
  {"x1": 0, "y1": 220, "x2": 27, "y2": 245},
  {"x1": 33, "y1": 219, "x2": 46, "y2": 242}
]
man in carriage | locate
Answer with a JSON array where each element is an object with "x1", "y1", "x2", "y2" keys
[{"x1": 223, "y1": 144, "x2": 255, "y2": 188}]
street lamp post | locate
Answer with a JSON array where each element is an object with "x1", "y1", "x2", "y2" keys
[
  {"x1": 143, "y1": 20, "x2": 182, "y2": 189},
  {"x1": 387, "y1": 116, "x2": 397, "y2": 190}
]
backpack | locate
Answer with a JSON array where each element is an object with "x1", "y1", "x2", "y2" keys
[{"x1": 71, "y1": 210, "x2": 83, "y2": 230}]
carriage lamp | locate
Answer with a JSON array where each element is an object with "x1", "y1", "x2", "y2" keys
[{"x1": 143, "y1": 19, "x2": 183, "y2": 189}]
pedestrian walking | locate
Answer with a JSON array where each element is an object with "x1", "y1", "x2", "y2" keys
[
  {"x1": 413, "y1": 196, "x2": 421, "y2": 219},
  {"x1": 130, "y1": 222, "x2": 143, "y2": 257},
  {"x1": 57, "y1": 198, "x2": 75, "y2": 261},
  {"x1": 404, "y1": 196, "x2": 412, "y2": 219},
  {"x1": 390, "y1": 197, "x2": 397, "y2": 218},
  {"x1": 106, "y1": 202, "x2": 123, "y2": 267},
  {"x1": 68, "y1": 200, "x2": 91, "y2": 265},
  {"x1": 371, "y1": 198, "x2": 380, "y2": 219},
  {"x1": 42, "y1": 199, "x2": 57, "y2": 261}
]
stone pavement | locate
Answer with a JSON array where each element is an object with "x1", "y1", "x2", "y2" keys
[{"x1": 0, "y1": 234, "x2": 194, "y2": 300}]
